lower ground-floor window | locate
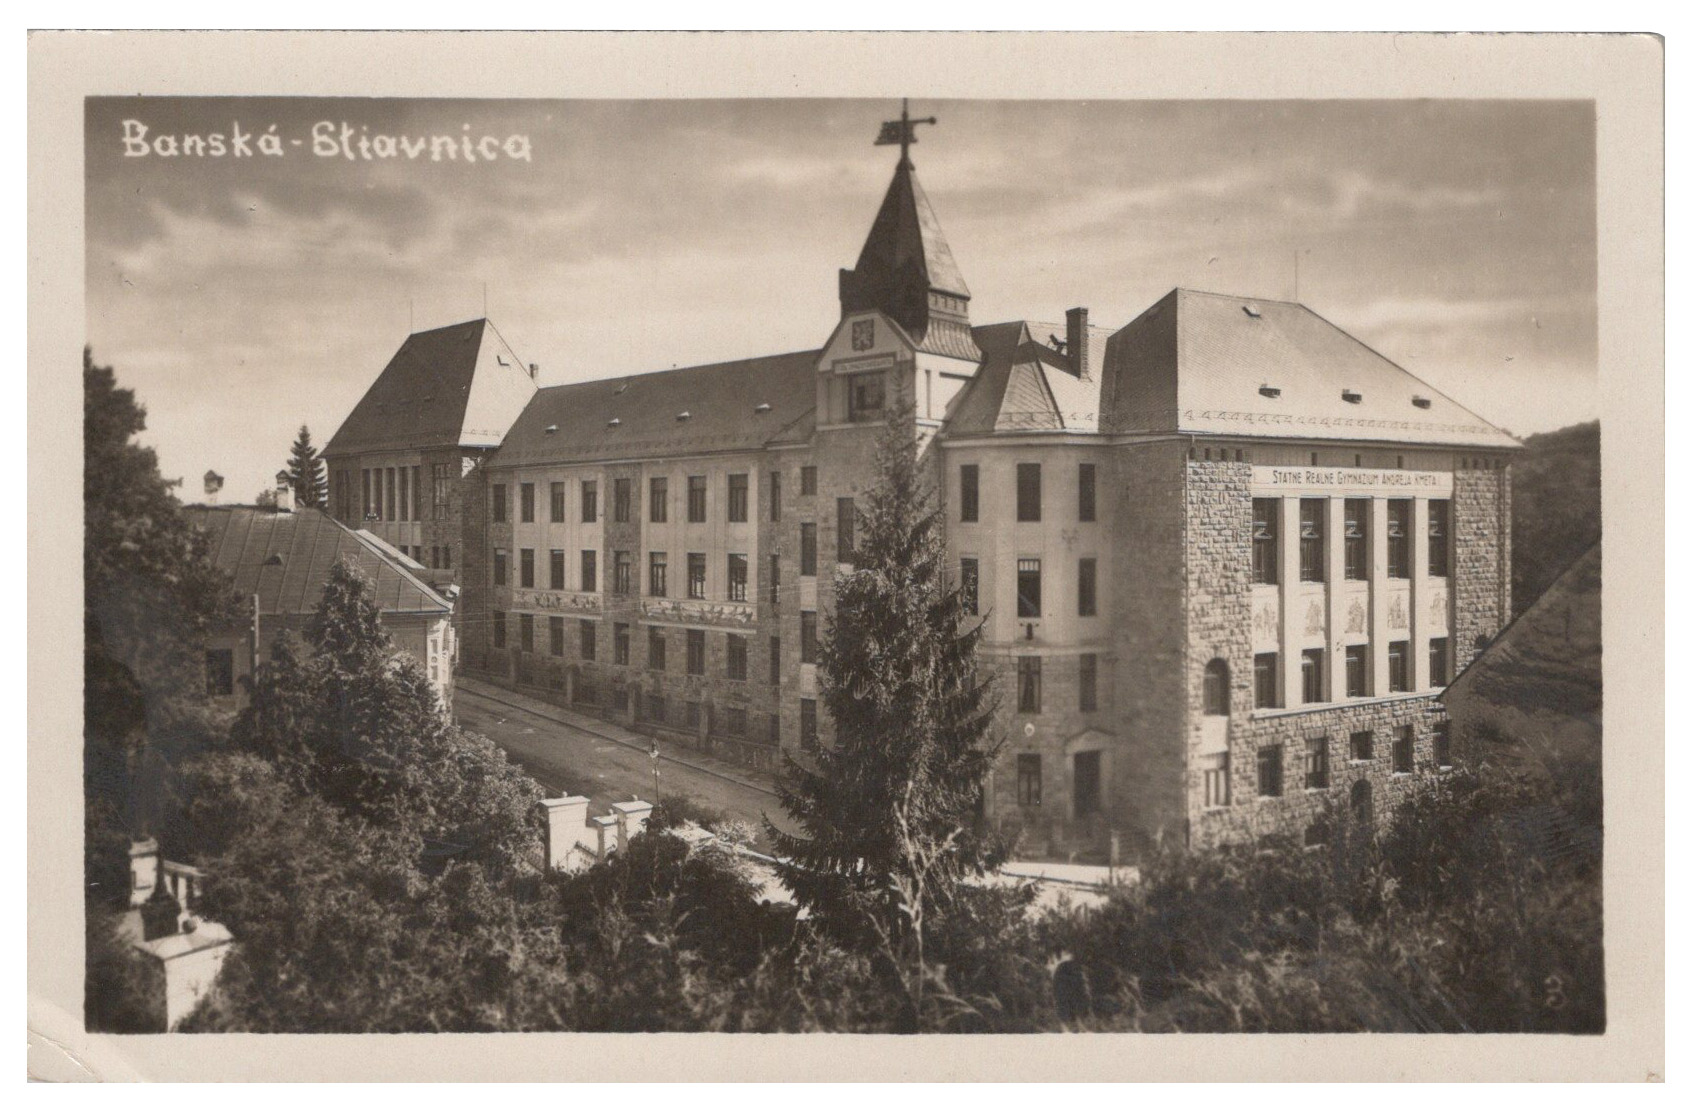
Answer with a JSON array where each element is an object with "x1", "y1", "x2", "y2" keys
[
  {"x1": 1016, "y1": 754, "x2": 1042, "y2": 807},
  {"x1": 1392, "y1": 724, "x2": 1415, "y2": 773},
  {"x1": 1350, "y1": 729, "x2": 1374, "y2": 761},
  {"x1": 1257, "y1": 744, "x2": 1284, "y2": 797},
  {"x1": 1433, "y1": 720, "x2": 1453, "y2": 767},
  {"x1": 1201, "y1": 753, "x2": 1230, "y2": 808},
  {"x1": 800, "y1": 698, "x2": 818, "y2": 751},
  {"x1": 1304, "y1": 736, "x2": 1329, "y2": 789}
]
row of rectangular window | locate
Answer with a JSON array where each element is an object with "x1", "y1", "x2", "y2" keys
[
  {"x1": 958, "y1": 462, "x2": 1096, "y2": 524},
  {"x1": 359, "y1": 465, "x2": 426, "y2": 522},
  {"x1": 492, "y1": 469, "x2": 822, "y2": 527},
  {"x1": 493, "y1": 547, "x2": 751, "y2": 601},
  {"x1": 492, "y1": 615, "x2": 775, "y2": 681},
  {"x1": 623, "y1": 694, "x2": 820, "y2": 751},
  {"x1": 1253, "y1": 497, "x2": 1451, "y2": 585},
  {"x1": 1014, "y1": 653, "x2": 1100, "y2": 714},
  {"x1": 1251, "y1": 723, "x2": 1449, "y2": 799},
  {"x1": 958, "y1": 556, "x2": 1095, "y2": 618},
  {"x1": 1245, "y1": 638, "x2": 1450, "y2": 709}
]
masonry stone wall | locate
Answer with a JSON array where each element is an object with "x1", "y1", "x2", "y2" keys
[{"x1": 1453, "y1": 461, "x2": 1513, "y2": 673}]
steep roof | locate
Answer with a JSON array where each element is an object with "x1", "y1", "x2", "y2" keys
[
  {"x1": 184, "y1": 505, "x2": 451, "y2": 618},
  {"x1": 853, "y1": 159, "x2": 970, "y2": 299},
  {"x1": 945, "y1": 320, "x2": 1111, "y2": 436},
  {"x1": 1101, "y1": 289, "x2": 1520, "y2": 448},
  {"x1": 489, "y1": 350, "x2": 819, "y2": 469},
  {"x1": 324, "y1": 318, "x2": 538, "y2": 456}
]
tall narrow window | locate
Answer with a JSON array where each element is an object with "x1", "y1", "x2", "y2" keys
[
  {"x1": 1202, "y1": 753, "x2": 1230, "y2": 808},
  {"x1": 769, "y1": 554, "x2": 780, "y2": 607},
  {"x1": 800, "y1": 611, "x2": 818, "y2": 665},
  {"x1": 1388, "y1": 640, "x2": 1410, "y2": 692},
  {"x1": 581, "y1": 480, "x2": 598, "y2": 523},
  {"x1": 614, "y1": 551, "x2": 632, "y2": 595},
  {"x1": 1017, "y1": 558, "x2": 1042, "y2": 618},
  {"x1": 549, "y1": 549, "x2": 565, "y2": 590},
  {"x1": 548, "y1": 616, "x2": 565, "y2": 657},
  {"x1": 1254, "y1": 652, "x2": 1279, "y2": 709},
  {"x1": 769, "y1": 636, "x2": 781, "y2": 686},
  {"x1": 1345, "y1": 644, "x2": 1368, "y2": 698},
  {"x1": 519, "y1": 614, "x2": 534, "y2": 653},
  {"x1": 1203, "y1": 658, "x2": 1230, "y2": 715},
  {"x1": 361, "y1": 469, "x2": 372, "y2": 518},
  {"x1": 728, "y1": 554, "x2": 748, "y2": 602},
  {"x1": 433, "y1": 463, "x2": 452, "y2": 520},
  {"x1": 648, "y1": 628, "x2": 666, "y2": 671},
  {"x1": 1433, "y1": 720, "x2": 1453, "y2": 767},
  {"x1": 1077, "y1": 557, "x2": 1097, "y2": 617},
  {"x1": 960, "y1": 557, "x2": 980, "y2": 615},
  {"x1": 800, "y1": 465, "x2": 817, "y2": 496},
  {"x1": 492, "y1": 612, "x2": 507, "y2": 649},
  {"x1": 959, "y1": 464, "x2": 979, "y2": 523},
  {"x1": 649, "y1": 477, "x2": 667, "y2": 522},
  {"x1": 687, "y1": 553, "x2": 706, "y2": 599},
  {"x1": 799, "y1": 522, "x2": 818, "y2": 576},
  {"x1": 1017, "y1": 656, "x2": 1042, "y2": 713},
  {"x1": 580, "y1": 620, "x2": 596, "y2": 661},
  {"x1": 836, "y1": 497, "x2": 856, "y2": 563},
  {"x1": 493, "y1": 548, "x2": 507, "y2": 587},
  {"x1": 1344, "y1": 498, "x2": 1370, "y2": 580},
  {"x1": 1387, "y1": 499, "x2": 1411, "y2": 579},
  {"x1": 800, "y1": 699, "x2": 818, "y2": 751},
  {"x1": 1299, "y1": 498, "x2": 1325, "y2": 582},
  {"x1": 1301, "y1": 647, "x2": 1325, "y2": 704},
  {"x1": 1305, "y1": 736, "x2": 1330, "y2": 789},
  {"x1": 614, "y1": 477, "x2": 632, "y2": 523},
  {"x1": 580, "y1": 549, "x2": 597, "y2": 592},
  {"x1": 727, "y1": 634, "x2": 748, "y2": 681},
  {"x1": 686, "y1": 629, "x2": 705, "y2": 676},
  {"x1": 491, "y1": 483, "x2": 506, "y2": 523},
  {"x1": 398, "y1": 467, "x2": 409, "y2": 521},
  {"x1": 550, "y1": 481, "x2": 566, "y2": 523},
  {"x1": 1393, "y1": 725, "x2": 1415, "y2": 773},
  {"x1": 1252, "y1": 498, "x2": 1279, "y2": 584},
  {"x1": 1427, "y1": 499, "x2": 1451, "y2": 578},
  {"x1": 1080, "y1": 653, "x2": 1099, "y2": 712},
  {"x1": 687, "y1": 476, "x2": 707, "y2": 522},
  {"x1": 1257, "y1": 745, "x2": 1284, "y2": 797},
  {"x1": 649, "y1": 552, "x2": 668, "y2": 597},
  {"x1": 411, "y1": 466, "x2": 422, "y2": 521},
  {"x1": 1078, "y1": 462, "x2": 1096, "y2": 522},
  {"x1": 520, "y1": 482, "x2": 535, "y2": 523},
  {"x1": 1017, "y1": 755, "x2": 1042, "y2": 807},
  {"x1": 520, "y1": 548, "x2": 535, "y2": 588},
  {"x1": 1429, "y1": 637, "x2": 1449, "y2": 687},
  {"x1": 1016, "y1": 463, "x2": 1042, "y2": 522},
  {"x1": 769, "y1": 471, "x2": 782, "y2": 521},
  {"x1": 728, "y1": 473, "x2": 749, "y2": 522},
  {"x1": 386, "y1": 469, "x2": 396, "y2": 521},
  {"x1": 614, "y1": 623, "x2": 630, "y2": 665}
]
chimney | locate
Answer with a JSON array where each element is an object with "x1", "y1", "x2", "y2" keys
[
  {"x1": 273, "y1": 470, "x2": 294, "y2": 513},
  {"x1": 1066, "y1": 307, "x2": 1091, "y2": 381},
  {"x1": 528, "y1": 363, "x2": 539, "y2": 379},
  {"x1": 541, "y1": 795, "x2": 590, "y2": 872},
  {"x1": 203, "y1": 470, "x2": 224, "y2": 505}
]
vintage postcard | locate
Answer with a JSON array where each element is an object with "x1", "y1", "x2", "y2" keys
[{"x1": 27, "y1": 31, "x2": 1663, "y2": 1081}]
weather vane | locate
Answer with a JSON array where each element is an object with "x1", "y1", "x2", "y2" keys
[{"x1": 875, "y1": 98, "x2": 937, "y2": 165}]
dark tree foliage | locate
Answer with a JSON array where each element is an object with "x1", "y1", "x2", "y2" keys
[
  {"x1": 284, "y1": 424, "x2": 329, "y2": 509},
  {"x1": 1511, "y1": 420, "x2": 1599, "y2": 616},
  {"x1": 217, "y1": 557, "x2": 545, "y2": 877},
  {"x1": 768, "y1": 407, "x2": 1005, "y2": 1028},
  {"x1": 83, "y1": 348, "x2": 240, "y2": 902}
]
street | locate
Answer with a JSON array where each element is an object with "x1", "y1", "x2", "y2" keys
[{"x1": 453, "y1": 679, "x2": 787, "y2": 842}]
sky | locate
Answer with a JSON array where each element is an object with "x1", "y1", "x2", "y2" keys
[{"x1": 86, "y1": 97, "x2": 1597, "y2": 502}]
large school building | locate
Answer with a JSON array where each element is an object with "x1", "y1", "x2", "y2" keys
[{"x1": 324, "y1": 123, "x2": 1518, "y2": 855}]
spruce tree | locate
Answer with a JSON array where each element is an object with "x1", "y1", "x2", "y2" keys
[
  {"x1": 770, "y1": 404, "x2": 1003, "y2": 941},
  {"x1": 284, "y1": 424, "x2": 328, "y2": 508}
]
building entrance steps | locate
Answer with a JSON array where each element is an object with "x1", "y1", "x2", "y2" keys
[{"x1": 455, "y1": 675, "x2": 778, "y2": 798}]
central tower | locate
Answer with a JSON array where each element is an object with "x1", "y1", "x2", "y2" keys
[{"x1": 837, "y1": 101, "x2": 980, "y2": 361}]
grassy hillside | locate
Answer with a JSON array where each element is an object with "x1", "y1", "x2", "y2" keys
[{"x1": 1512, "y1": 420, "x2": 1600, "y2": 616}]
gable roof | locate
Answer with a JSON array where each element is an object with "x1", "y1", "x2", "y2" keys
[
  {"x1": 1101, "y1": 289, "x2": 1520, "y2": 448},
  {"x1": 184, "y1": 505, "x2": 451, "y2": 618},
  {"x1": 489, "y1": 350, "x2": 819, "y2": 469},
  {"x1": 324, "y1": 318, "x2": 538, "y2": 456}
]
